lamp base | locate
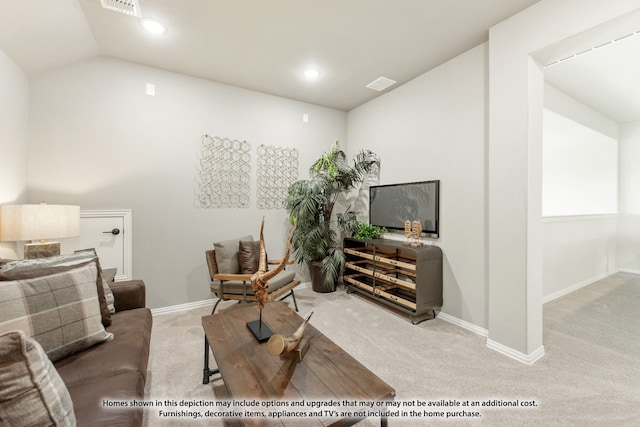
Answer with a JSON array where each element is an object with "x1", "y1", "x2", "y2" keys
[{"x1": 24, "y1": 242, "x2": 60, "y2": 259}]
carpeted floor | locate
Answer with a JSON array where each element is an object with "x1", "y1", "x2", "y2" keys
[{"x1": 143, "y1": 272, "x2": 640, "y2": 426}]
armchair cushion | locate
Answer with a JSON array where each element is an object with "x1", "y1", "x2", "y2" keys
[
  {"x1": 213, "y1": 235, "x2": 253, "y2": 274},
  {"x1": 211, "y1": 270, "x2": 295, "y2": 295}
]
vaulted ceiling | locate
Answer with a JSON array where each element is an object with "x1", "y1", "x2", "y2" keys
[
  {"x1": 0, "y1": 0, "x2": 638, "y2": 121},
  {"x1": 1, "y1": 0, "x2": 540, "y2": 111}
]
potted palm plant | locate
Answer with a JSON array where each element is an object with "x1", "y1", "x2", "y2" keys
[{"x1": 286, "y1": 141, "x2": 379, "y2": 292}]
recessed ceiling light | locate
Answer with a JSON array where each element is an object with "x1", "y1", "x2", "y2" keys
[
  {"x1": 141, "y1": 18, "x2": 166, "y2": 34},
  {"x1": 304, "y1": 69, "x2": 320, "y2": 79}
]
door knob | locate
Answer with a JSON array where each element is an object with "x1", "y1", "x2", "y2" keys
[{"x1": 103, "y1": 228, "x2": 121, "y2": 235}]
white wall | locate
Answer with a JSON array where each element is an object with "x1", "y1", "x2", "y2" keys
[
  {"x1": 543, "y1": 215, "x2": 619, "y2": 301},
  {"x1": 28, "y1": 57, "x2": 347, "y2": 308},
  {"x1": 488, "y1": 0, "x2": 639, "y2": 360},
  {"x1": 542, "y1": 85, "x2": 621, "y2": 300},
  {"x1": 542, "y1": 108, "x2": 618, "y2": 217},
  {"x1": 348, "y1": 44, "x2": 488, "y2": 329},
  {"x1": 618, "y1": 120, "x2": 640, "y2": 273},
  {"x1": 0, "y1": 49, "x2": 29, "y2": 259}
]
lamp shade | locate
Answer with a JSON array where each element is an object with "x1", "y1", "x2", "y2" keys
[{"x1": 0, "y1": 204, "x2": 80, "y2": 242}]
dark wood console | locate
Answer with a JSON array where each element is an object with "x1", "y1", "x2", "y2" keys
[{"x1": 343, "y1": 237, "x2": 443, "y2": 324}]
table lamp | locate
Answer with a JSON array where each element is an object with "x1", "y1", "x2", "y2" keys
[{"x1": 0, "y1": 203, "x2": 80, "y2": 259}]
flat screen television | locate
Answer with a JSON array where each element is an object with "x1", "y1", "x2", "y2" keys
[{"x1": 369, "y1": 180, "x2": 440, "y2": 238}]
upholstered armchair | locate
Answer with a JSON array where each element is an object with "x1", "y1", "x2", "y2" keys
[{"x1": 206, "y1": 235, "x2": 300, "y2": 314}]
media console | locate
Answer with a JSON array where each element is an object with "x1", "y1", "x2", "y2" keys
[{"x1": 343, "y1": 237, "x2": 443, "y2": 324}]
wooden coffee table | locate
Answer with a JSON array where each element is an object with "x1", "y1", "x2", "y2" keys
[{"x1": 202, "y1": 301, "x2": 395, "y2": 426}]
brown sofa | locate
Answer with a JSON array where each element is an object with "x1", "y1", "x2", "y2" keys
[
  {"x1": 54, "y1": 279, "x2": 152, "y2": 427},
  {"x1": 0, "y1": 252, "x2": 152, "y2": 427}
]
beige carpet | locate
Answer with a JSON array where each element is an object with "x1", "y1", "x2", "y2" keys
[{"x1": 143, "y1": 272, "x2": 640, "y2": 426}]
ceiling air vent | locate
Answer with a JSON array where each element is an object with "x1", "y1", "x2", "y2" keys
[
  {"x1": 100, "y1": 0, "x2": 141, "y2": 17},
  {"x1": 366, "y1": 76, "x2": 397, "y2": 92}
]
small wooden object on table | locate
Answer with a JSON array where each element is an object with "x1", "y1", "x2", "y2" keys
[{"x1": 202, "y1": 302, "x2": 395, "y2": 426}]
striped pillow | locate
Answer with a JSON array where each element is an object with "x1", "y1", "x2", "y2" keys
[
  {"x1": 0, "y1": 330, "x2": 76, "y2": 427},
  {"x1": 0, "y1": 251, "x2": 116, "y2": 317},
  {"x1": 0, "y1": 263, "x2": 113, "y2": 362}
]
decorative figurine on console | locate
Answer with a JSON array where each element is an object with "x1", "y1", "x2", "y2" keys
[
  {"x1": 267, "y1": 312, "x2": 313, "y2": 362},
  {"x1": 246, "y1": 217, "x2": 293, "y2": 342},
  {"x1": 411, "y1": 220, "x2": 424, "y2": 247},
  {"x1": 403, "y1": 220, "x2": 412, "y2": 246}
]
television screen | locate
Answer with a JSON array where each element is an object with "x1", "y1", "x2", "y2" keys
[{"x1": 369, "y1": 180, "x2": 440, "y2": 237}]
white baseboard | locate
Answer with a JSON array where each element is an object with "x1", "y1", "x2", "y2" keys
[
  {"x1": 150, "y1": 283, "x2": 312, "y2": 316},
  {"x1": 151, "y1": 299, "x2": 215, "y2": 316},
  {"x1": 438, "y1": 312, "x2": 488, "y2": 337},
  {"x1": 486, "y1": 339, "x2": 545, "y2": 365},
  {"x1": 438, "y1": 311, "x2": 547, "y2": 365},
  {"x1": 542, "y1": 271, "x2": 616, "y2": 304},
  {"x1": 618, "y1": 268, "x2": 640, "y2": 275}
]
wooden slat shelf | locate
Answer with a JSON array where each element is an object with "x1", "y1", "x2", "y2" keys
[
  {"x1": 346, "y1": 261, "x2": 416, "y2": 291},
  {"x1": 375, "y1": 287, "x2": 416, "y2": 310},
  {"x1": 344, "y1": 274, "x2": 418, "y2": 310},
  {"x1": 344, "y1": 247, "x2": 417, "y2": 271},
  {"x1": 373, "y1": 271, "x2": 416, "y2": 291},
  {"x1": 343, "y1": 237, "x2": 443, "y2": 324},
  {"x1": 345, "y1": 261, "x2": 374, "y2": 275}
]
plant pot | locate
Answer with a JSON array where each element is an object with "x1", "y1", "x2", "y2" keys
[{"x1": 309, "y1": 261, "x2": 335, "y2": 293}]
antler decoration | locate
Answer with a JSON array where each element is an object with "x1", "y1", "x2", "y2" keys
[
  {"x1": 251, "y1": 218, "x2": 293, "y2": 309},
  {"x1": 267, "y1": 311, "x2": 313, "y2": 356}
]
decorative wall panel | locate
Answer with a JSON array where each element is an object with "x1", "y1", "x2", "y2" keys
[
  {"x1": 256, "y1": 144, "x2": 299, "y2": 209},
  {"x1": 196, "y1": 135, "x2": 251, "y2": 208}
]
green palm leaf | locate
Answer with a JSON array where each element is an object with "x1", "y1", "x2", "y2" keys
[{"x1": 286, "y1": 141, "x2": 379, "y2": 291}]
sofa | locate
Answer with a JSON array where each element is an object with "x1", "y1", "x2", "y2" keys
[{"x1": 0, "y1": 253, "x2": 152, "y2": 427}]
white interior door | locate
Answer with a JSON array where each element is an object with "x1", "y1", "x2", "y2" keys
[{"x1": 61, "y1": 210, "x2": 132, "y2": 280}]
